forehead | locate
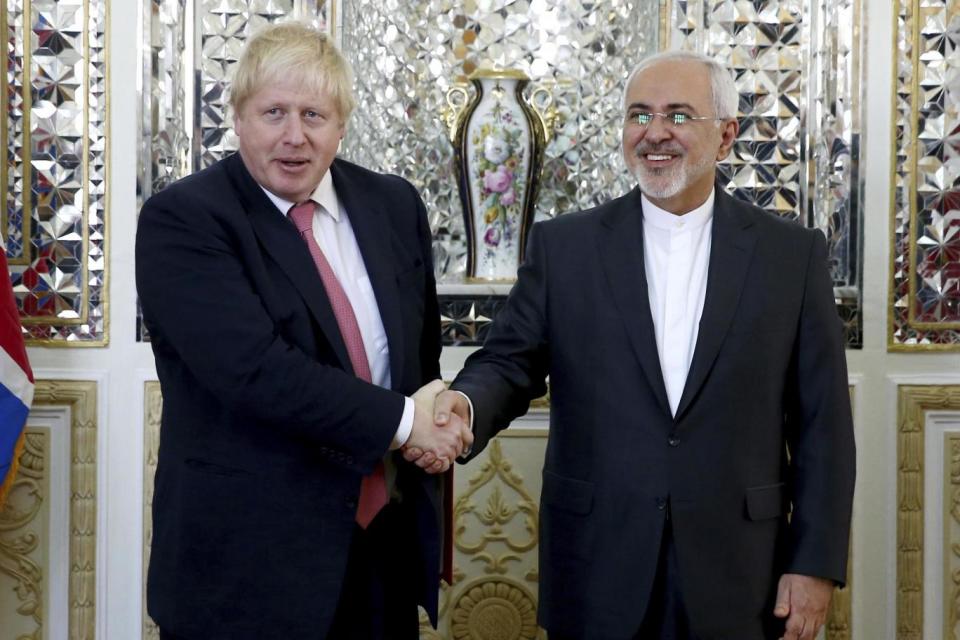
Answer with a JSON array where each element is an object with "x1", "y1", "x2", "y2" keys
[
  {"x1": 244, "y1": 77, "x2": 339, "y2": 111},
  {"x1": 625, "y1": 60, "x2": 713, "y2": 110}
]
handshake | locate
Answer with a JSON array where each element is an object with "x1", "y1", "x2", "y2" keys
[{"x1": 401, "y1": 379, "x2": 473, "y2": 474}]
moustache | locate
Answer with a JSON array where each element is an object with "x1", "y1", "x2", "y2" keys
[{"x1": 634, "y1": 144, "x2": 685, "y2": 157}]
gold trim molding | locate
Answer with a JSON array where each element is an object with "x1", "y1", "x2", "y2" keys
[
  {"x1": 454, "y1": 440, "x2": 539, "y2": 575},
  {"x1": 888, "y1": 0, "x2": 960, "y2": 350},
  {"x1": 0, "y1": 380, "x2": 98, "y2": 638},
  {"x1": 826, "y1": 536, "x2": 853, "y2": 640},
  {"x1": 946, "y1": 433, "x2": 960, "y2": 637},
  {"x1": 824, "y1": 386, "x2": 856, "y2": 640},
  {"x1": 421, "y1": 422, "x2": 548, "y2": 638},
  {"x1": 450, "y1": 577, "x2": 539, "y2": 640},
  {"x1": 143, "y1": 381, "x2": 162, "y2": 639},
  {"x1": 37, "y1": 380, "x2": 98, "y2": 637},
  {"x1": 0, "y1": 428, "x2": 47, "y2": 637},
  {"x1": 659, "y1": 0, "x2": 672, "y2": 49},
  {"x1": 897, "y1": 384, "x2": 960, "y2": 639}
]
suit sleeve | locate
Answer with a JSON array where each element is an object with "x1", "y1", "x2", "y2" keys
[
  {"x1": 135, "y1": 187, "x2": 402, "y2": 473},
  {"x1": 783, "y1": 229, "x2": 856, "y2": 585},
  {"x1": 452, "y1": 223, "x2": 550, "y2": 460},
  {"x1": 412, "y1": 180, "x2": 442, "y2": 384}
]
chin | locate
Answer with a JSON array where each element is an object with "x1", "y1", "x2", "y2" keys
[{"x1": 633, "y1": 170, "x2": 686, "y2": 200}]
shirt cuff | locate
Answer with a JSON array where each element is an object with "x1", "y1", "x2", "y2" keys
[
  {"x1": 392, "y1": 396, "x2": 415, "y2": 450},
  {"x1": 453, "y1": 390, "x2": 475, "y2": 456}
]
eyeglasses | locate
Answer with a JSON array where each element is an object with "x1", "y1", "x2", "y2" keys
[{"x1": 630, "y1": 111, "x2": 725, "y2": 128}]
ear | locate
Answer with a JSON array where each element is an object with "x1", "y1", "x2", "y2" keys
[
  {"x1": 715, "y1": 117, "x2": 739, "y2": 161},
  {"x1": 233, "y1": 108, "x2": 244, "y2": 137}
]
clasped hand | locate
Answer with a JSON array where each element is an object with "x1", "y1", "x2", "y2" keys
[{"x1": 401, "y1": 381, "x2": 473, "y2": 474}]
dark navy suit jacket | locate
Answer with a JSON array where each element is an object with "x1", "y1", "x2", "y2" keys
[
  {"x1": 137, "y1": 154, "x2": 443, "y2": 638},
  {"x1": 453, "y1": 187, "x2": 856, "y2": 639}
]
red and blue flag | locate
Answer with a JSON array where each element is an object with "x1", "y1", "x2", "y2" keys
[{"x1": 0, "y1": 249, "x2": 33, "y2": 508}]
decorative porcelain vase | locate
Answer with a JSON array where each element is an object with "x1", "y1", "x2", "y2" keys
[{"x1": 445, "y1": 70, "x2": 554, "y2": 282}]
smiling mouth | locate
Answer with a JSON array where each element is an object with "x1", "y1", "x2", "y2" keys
[
  {"x1": 635, "y1": 145, "x2": 683, "y2": 161},
  {"x1": 278, "y1": 158, "x2": 309, "y2": 169}
]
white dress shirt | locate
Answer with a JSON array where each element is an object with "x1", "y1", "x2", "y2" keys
[
  {"x1": 262, "y1": 172, "x2": 414, "y2": 448},
  {"x1": 641, "y1": 191, "x2": 714, "y2": 417}
]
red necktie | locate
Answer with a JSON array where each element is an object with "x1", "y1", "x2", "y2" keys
[{"x1": 289, "y1": 201, "x2": 388, "y2": 529}]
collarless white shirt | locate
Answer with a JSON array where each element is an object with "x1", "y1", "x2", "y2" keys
[
  {"x1": 641, "y1": 190, "x2": 714, "y2": 417},
  {"x1": 262, "y1": 172, "x2": 414, "y2": 448}
]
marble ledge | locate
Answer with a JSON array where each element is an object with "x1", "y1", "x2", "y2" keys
[{"x1": 437, "y1": 282, "x2": 515, "y2": 296}]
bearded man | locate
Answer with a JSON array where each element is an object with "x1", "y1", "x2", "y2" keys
[{"x1": 417, "y1": 51, "x2": 856, "y2": 640}]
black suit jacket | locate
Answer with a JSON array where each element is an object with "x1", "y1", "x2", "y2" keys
[
  {"x1": 452, "y1": 187, "x2": 856, "y2": 639},
  {"x1": 136, "y1": 154, "x2": 443, "y2": 638}
]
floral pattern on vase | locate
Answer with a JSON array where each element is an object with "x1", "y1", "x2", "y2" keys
[{"x1": 446, "y1": 70, "x2": 552, "y2": 281}]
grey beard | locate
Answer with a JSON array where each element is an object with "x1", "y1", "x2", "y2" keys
[
  {"x1": 630, "y1": 153, "x2": 714, "y2": 200},
  {"x1": 632, "y1": 164, "x2": 686, "y2": 199}
]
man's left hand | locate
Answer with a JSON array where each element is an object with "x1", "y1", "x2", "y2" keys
[{"x1": 774, "y1": 573, "x2": 834, "y2": 640}]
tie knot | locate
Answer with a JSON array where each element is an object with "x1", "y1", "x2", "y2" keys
[{"x1": 289, "y1": 201, "x2": 315, "y2": 234}]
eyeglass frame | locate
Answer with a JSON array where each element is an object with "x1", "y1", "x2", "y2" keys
[{"x1": 627, "y1": 110, "x2": 728, "y2": 128}]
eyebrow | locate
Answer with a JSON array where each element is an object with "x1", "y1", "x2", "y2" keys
[{"x1": 626, "y1": 101, "x2": 699, "y2": 111}]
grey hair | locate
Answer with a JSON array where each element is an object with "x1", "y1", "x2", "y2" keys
[{"x1": 623, "y1": 50, "x2": 738, "y2": 119}]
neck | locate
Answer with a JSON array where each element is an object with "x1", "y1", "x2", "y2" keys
[{"x1": 645, "y1": 182, "x2": 714, "y2": 215}]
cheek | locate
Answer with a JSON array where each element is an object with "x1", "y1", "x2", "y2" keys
[
  {"x1": 245, "y1": 129, "x2": 274, "y2": 154},
  {"x1": 320, "y1": 135, "x2": 342, "y2": 156},
  {"x1": 697, "y1": 142, "x2": 719, "y2": 162}
]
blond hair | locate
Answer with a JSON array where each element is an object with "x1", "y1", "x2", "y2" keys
[{"x1": 230, "y1": 22, "x2": 356, "y2": 121}]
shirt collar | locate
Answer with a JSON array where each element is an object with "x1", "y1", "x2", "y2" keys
[
  {"x1": 641, "y1": 188, "x2": 715, "y2": 231},
  {"x1": 261, "y1": 169, "x2": 341, "y2": 222}
]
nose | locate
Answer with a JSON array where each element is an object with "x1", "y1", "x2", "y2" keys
[
  {"x1": 283, "y1": 117, "x2": 306, "y2": 145},
  {"x1": 642, "y1": 115, "x2": 672, "y2": 143}
]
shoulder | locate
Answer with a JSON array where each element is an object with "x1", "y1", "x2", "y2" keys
[
  {"x1": 142, "y1": 156, "x2": 238, "y2": 214},
  {"x1": 531, "y1": 189, "x2": 638, "y2": 240},
  {"x1": 538, "y1": 190, "x2": 638, "y2": 230},
  {"x1": 719, "y1": 189, "x2": 820, "y2": 243},
  {"x1": 332, "y1": 157, "x2": 417, "y2": 197}
]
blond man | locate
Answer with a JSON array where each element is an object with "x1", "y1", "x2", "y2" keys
[{"x1": 137, "y1": 23, "x2": 464, "y2": 639}]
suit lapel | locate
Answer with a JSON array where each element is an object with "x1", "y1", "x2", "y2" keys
[
  {"x1": 226, "y1": 154, "x2": 353, "y2": 373},
  {"x1": 674, "y1": 188, "x2": 758, "y2": 420},
  {"x1": 598, "y1": 189, "x2": 672, "y2": 419},
  {"x1": 331, "y1": 161, "x2": 406, "y2": 388}
]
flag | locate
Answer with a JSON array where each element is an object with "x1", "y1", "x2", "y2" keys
[{"x1": 0, "y1": 248, "x2": 33, "y2": 509}]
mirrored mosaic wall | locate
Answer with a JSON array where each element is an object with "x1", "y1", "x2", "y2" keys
[
  {"x1": 338, "y1": 0, "x2": 863, "y2": 347},
  {"x1": 891, "y1": 0, "x2": 960, "y2": 350},
  {"x1": 136, "y1": 0, "x2": 329, "y2": 340},
  {"x1": 3, "y1": 0, "x2": 107, "y2": 344},
  {"x1": 338, "y1": 0, "x2": 661, "y2": 283},
  {"x1": 136, "y1": 0, "x2": 864, "y2": 348},
  {"x1": 669, "y1": 0, "x2": 864, "y2": 347}
]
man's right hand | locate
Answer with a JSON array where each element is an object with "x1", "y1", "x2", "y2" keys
[
  {"x1": 403, "y1": 389, "x2": 474, "y2": 471},
  {"x1": 433, "y1": 390, "x2": 472, "y2": 434},
  {"x1": 405, "y1": 380, "x2": 462, "y2": 474}
]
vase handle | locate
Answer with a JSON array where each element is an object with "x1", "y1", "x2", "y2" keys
[
  {"x1": 530, "y1": 86, "x2": 559, "y2": 145},
  {"x1": 443, "y1": 84, "x2": 471, "y2": 143}
]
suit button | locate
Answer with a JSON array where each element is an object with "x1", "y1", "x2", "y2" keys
[
  {"x1": 345, "y1": 497, "x2": 357, "y2": 509},
  {"x1": 668, "y1": 435, "x2": 680, "y2": 447},
  {"x1": 656, "y1": 497, "x2": 667, "y2": 510}
]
